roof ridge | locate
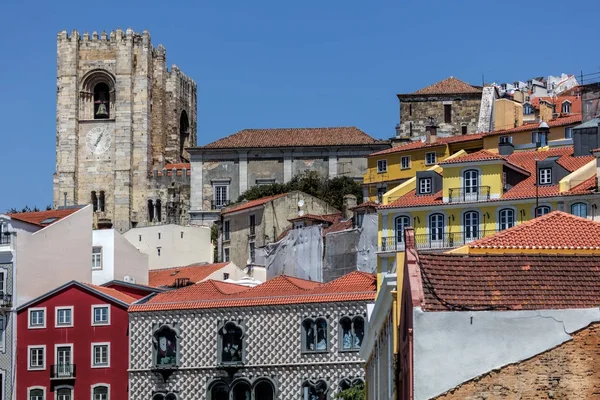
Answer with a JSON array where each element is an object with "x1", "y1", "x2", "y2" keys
[{"x1": 150, "y1": 262, "x2": 227, "y2": 272}]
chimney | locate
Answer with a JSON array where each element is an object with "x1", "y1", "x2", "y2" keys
[
  {"x1": 425, "y1": 117, "x2": 437, "y2": 143},
  {"x1": 342, "y1": 194, "x2": 357, "y2": 220}
]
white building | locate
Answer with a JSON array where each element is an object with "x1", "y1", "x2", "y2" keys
[
  {"x1": 123, "y1": 224, "x2": 213, "y2": 270},
  {"x1": 92, "y1": 228, "x2": 149, "y2": 285}
]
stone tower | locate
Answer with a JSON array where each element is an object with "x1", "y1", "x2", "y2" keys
[{"x1": 53, "y1": 28, "x2": 197, "y2": 232}]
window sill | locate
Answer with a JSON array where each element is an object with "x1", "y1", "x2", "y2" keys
[
  {"x1": 218, "y1": 361, "x2": 245, "y2": 367},
  {"x1": 401, "y1": 167, "x2": 411, "y2": 170},
  {"x1": 338, "y1": 349, "x2": 360, "y2": 353},
  {"x1": 79, "y1": 118, "x2": 116, "y2": 123},
  {"x1": 91, "y1": 364, "x2": 110, "y2": 369},
  {"x1": 27, "y1": 366, "x2": 45, "y2": 371},
  {"x1": 377, "y1": 170, "x2": 387, "y2": 174},
  {"x1": 55, "y1": 324, "x2": 74, "y2": 328},
  {"x1": 424, "y1": 163, "x2": 435, "y2": 166},
  {"x1": 92, "y1": 322, "x2": 110, "y2": 327},
  {"x1": 301, "y1": 350, "x2": 329, "y2": 355},
  {"x1": 28, "y1": 325, "x2": 45, "y2": 330}
]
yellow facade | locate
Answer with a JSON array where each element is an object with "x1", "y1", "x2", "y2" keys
[
  {"x1": 484, "y1": 124, "x2": 574, "y2": 152},
  {"x1": 494, "y1": 98, "x2": 523, "y2": 131}
]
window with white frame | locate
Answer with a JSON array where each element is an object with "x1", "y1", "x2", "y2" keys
[
  {"x1": 92, "y1": 305, "x2": 110, "y2": 325},
  {"x1": 425, "y1": 152, "x2": 436, "y2": 165},
  {"x1": 539, "y1": 168, "x2": 552, "y2": 185},
  {"x1": 571, "y1": 202, "x2": 588, "y2": 218},
  {"x1": 562, "y1": 101, "x2": 571, "y2": 113},
  {"x1": 377, "y1": 159, "x2": 387, "y2": 173},
  {"x1": 213, "y1": 185, "x2": 229, "y2": 208},
  {"x1": 401, "y1": 156, "x2": 410, "y2": 169},
  {"x1": 535, "y1": 205, "x2": 551, "y2": 217},
  {"x1": 419, "y1": 178, "x2": 432, "y2": 194},
  {"x1": 56, "y1": 387, "x2": 71, "y2": 400},
  {"x1": 499, "y1": 208, "x2": 515, "y2": 231},
  {"x1": 29, "y1": 308, "x2": 45, "y2": 329},
  {"x1": 55, "y1": 307, "x2": 73, "y2": 327},
  {"x1": 28, "y1": 388, "x2": 44, "y2": 400},
  {"x1": 28, "y1": 346, "x2": 45, "y2": 370},
  {"x1": 523, "y1": 103, "x2": 533, "y2": 114},
  {"x1": 93, "y1": 386, "x2": 108, "y2": 400},
  {"x1": 92, "y1": 246, "x2": 102, "y2": 270},
  {"x1": 92, "y1": 343, "x2": 109, "y2": 367}
]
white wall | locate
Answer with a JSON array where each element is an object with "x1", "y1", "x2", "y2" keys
[
  {"x1": 15, "y1": 206, "x2": 93, "y2": 306},
  {"x1": 123, "y1": 224, "x2": 213, "y2": 270},
  {"x1": 92, "y1": 229, "x2": 149, "y2": 285}
]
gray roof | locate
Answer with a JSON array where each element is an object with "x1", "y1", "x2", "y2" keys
[{"x1": 573, "y1": 118, "x2": 600, "y2": 130}]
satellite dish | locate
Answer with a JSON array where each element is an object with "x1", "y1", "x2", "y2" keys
[
  {"x1": 298, "y1": 209, "x2": 305, "y2": 217},
  {"x1": 298, "y1": 199, "x2": 305, "y2": 208}
]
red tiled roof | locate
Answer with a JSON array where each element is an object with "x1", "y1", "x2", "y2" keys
[
  {"x1": 370, "y1": 133, "x2": 484, "y2": 157},
  {"x1": 408, "y1": 77, "x2": 482, "y2": 96},
  {"x1": 484, "y1": 114, "x2": 582, "y2": 137},
  {"x1": 418, "y1": 253, "x2": 600, "y2": 311},
  {"x1": 530, "y1": 96, "x2": 582, "y2": 114},
  {"x1": 201, "y1": 127, "x2": 380, "y2": 149},
  {"x1": 222, "y1": 193, "x2": 288, "y2": 215},
  {"x1": 149, "y1": 263, "x2": 230, "y2": 288},
  {"x1": 439, "y1": 150, "x2": 504, "y2": 164},
  {"x1": 129, "y1": 271, "x2": 376, "y2": 312},
  {"x1": 467, "y1": 211, "x2": 600, "y2": 250},
  {"x1": 288, "y1": 213, "x2": 341, "y2": 224},
  {"x1": 323, "y1": 219, "x2": 353, "y2": 235},
  {"x1": 83, "y1": 283, "x2": 138, "y2": 305},
  {"x1": 350, "y1": 201, "x2": 379, "y2": 210},
  {"x1": 8, "y1": 208, "x2": 81, "y2": 227}
]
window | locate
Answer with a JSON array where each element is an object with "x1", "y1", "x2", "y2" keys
[
  {"x1": 223, "y1": 273, "x2": 230, "y2": 280},
  {"x1": 302, "y1": 380, "x2": 329, "y2": 400},
  {"x1": 539, "y1": 168, "x2": 552, "y2": 185},
  {"x1": 419, "y1": 178, "x2": 432, "y2": 194},
  {"x1": 28, "y1": 308, "x2": 45, "y2": 329},
  {"x1": 535, "y1": 206, "x2": 551, "y2": 217},
  {"x1": 208, "y1": 379, "x2": 275, "y2": 400},
  {"x1": 158, "y1": 232, "x2": 161, "y2": 240},
  {"x1": 92, "y1": 305, "x2": 110, "y2": 325},
  {"x1": 532, "y1": 131, "x2": 548, "y2": 147},
  {"x1": 409, "y1": 104, "x2": 412, "y2": 116},
  {"x1": 55, "y1": 345, "x2": 72, "y2": 376},
  {"x1": 249, "y1": 215, "x2": 256, "y2": 235},
  {"x1": 213, "y1": 185, "x2": 229, "y2": 209},
  {"x1": 409, "y1": 121, "x2": 413, "y2": 136},
  {"x1": 180, "y1": 111, "x2": 190, "y2": 162},
  {"x1": 463, "y1": 169, "x2": 478, "y2": 193},
  {"x1": 395, "y1": 216, "x2": 410, "y2": 243},
  {"x1": 223, "y1": 220, "x2": 230, "y2": 241},
  {"x1": 499, "y1": 135, "x2": 512, "y2": 144},
  {"x1": 425, "y1": 152, "x2": 436, "y2": 165},
  {"x1": 148, "y1": 199, "x2": 154, "y2": 222},
  {"x1": 93, "y1": 386, "x2": 108, "y2": 400},
  {"x1": 339, "y1": 378, "x2": 365, "y2": 391},
  {"x1": 355, "y1": 212, "x2": 365, "y2": 228},
  {"x1": 99, "y1": 191, "x2": 105, "y2": 212},
  {"x1": 155, "y1": 199, "x2": 162, "y2": 222},
  {"x1": 340, "y1": 316, "x2": 365, "y2": 351},
  {"x1": 463, "y1": 211, "x2": 479, "y2": 242},
  {"x1": 55, "y1": 307, "x2": 73, "y2": 327},
  {"x1": 377, "y1": 159, "x2": 387, "y2": 173},
  {"x1": 461, "y1": 125, "x2": 467, "y2": 135},
  {"x1": 28, "y1": 346, "x2": 45, "y2": 370},
  {"x1": 91, "y1": 191, "x2": 98, "y2": 212},
  {"x1": 444, "y1": 104, "x2": 452, "y2": 123},
  {"x1": 523, "y1": 103, "x2": 533, "y2": 115},
  {"x1": 0, "y1": 316, "x2": 5, "y2": 351},
  {"x1": 302, "y1": 317, "x2": 328, "y2": 353},
  {"x1": 29, "y1": 388, "x2": 44, "y2": 400},
  {"x1": 219, "y1": 321, "x2": 244, "y2": 364},
  {"x1": 92, "y1": 343, "x2": 109, "y2": 367},
  {"x1": 57, "y1": 388, "x2": 72, "y2": 400},
  {"x1": 376, "y1": 187, "x2": 387, "y2": 204},
  {"x1": 294, "y1": 221, "x2": 305, "y2": 229},
  {"x1": 562, "y1": 101, "x2": 571, "y2": 113},
  {"x1": 571, "y1": 202, "x2": 588, "y2": 218},
  {"x1": 223, "y1": 248, "x2": 230, "y2": 262},
  {"x1": 0, "y1": 271, "x2": 5, "y2": 295},
  {"x1": 429, "y1": 214, "x2": 444, "y2": 241},
  {"x1": 565, "y1": 127, "x2": 573, "y2": 139},
  {"x1": 499, "y1": 208, "x2": 515, "y2": 231},
  {"x1": 249, "y1": 242, "x2": 256, "y2": 263},
  {"x1": 94, "y1": 82, "x2": 110, "y2": 119},
  {"x1": 180, "y1": 231, "x2": 184, "y2": 239},
  {"x1": 92, "y1": 246, "x2": 102, "y2": 270},
  {"x1": 401, "y1": 156, "x2": 410, "y2": 169},
  {"x1": 157, "y1": 247, "x2": 161, "y2": 256},
  {"x1": 153, "y1": 324, "x2": 180, "y2": 368}
]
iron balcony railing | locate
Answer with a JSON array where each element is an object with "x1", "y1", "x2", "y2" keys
[
  {"x1": 0, "y1": 294, "x2": 12, "y2": 309},
  {"x1": 50, "y1": 364, "x2": 76, "y2": 379},
  {"x1": 379, "y1": 231, "x2": 489, "y2": 252},
  {"x1": 0, "y1": 235, "x2": 9, "y2": 245},
  {"x1": 211, "y1": 200, "x2": 231, "y2": 210},
  {"x1": 448, "y1": 186, "x2": 491, "y2": 203}
]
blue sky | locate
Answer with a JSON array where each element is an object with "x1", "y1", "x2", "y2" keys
[{"x1": 1, "y1": 0, "x2": 599, "y2": 211}]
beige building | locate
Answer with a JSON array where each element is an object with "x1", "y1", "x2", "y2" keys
[
  {"x1": 53, "y1": 28, "x2": 197, "y2": 232},
  {"x1": 92, "y1": 228, "x2": 149, "y2": 285},
  {"x1": 219, "y1": 191, "x2": 339, "y2": 271},
  {"x1": 123, "y1": 224, "x2": 213, "y2": 270}
]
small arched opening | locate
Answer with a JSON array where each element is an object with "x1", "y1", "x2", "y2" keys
[{"x1": 179, "y1": 111, "x2": 190, "y2": 162}]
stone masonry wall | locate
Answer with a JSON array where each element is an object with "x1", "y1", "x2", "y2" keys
[{"x1": 435, "y1": 323, "x2": 600, "y2": 399}]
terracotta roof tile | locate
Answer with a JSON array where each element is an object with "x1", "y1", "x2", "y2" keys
[
  {"x1": 439, "y1": 150, "x2": 504, "y2": 164},
  {"x1": 529, "y1": 96, "x2": 582, "y2": 114},
  {"x1": 409, "y1": 77, "x2": 482, "y2": 95},
  {"x1": 129, "y1": 271, "x2": 376, "y2": 312},
  {"x1": 149, "y1": 263, "x2": 230, "y2": 288},
  {"x1": 8, "y1": 207, "x2": 82, "y2": 227},
  {"x1": 370, "y1": 134, "x2": 484, "y2": 157},
  {"x1": 467, "y1": 211, "x2": 600, "y2": 250},
  {"x1": 201, "y1": 127, "x2": 380, "y2": 149},
  {"x1": 483, "y1": 114, "x2": 582, "y2": 137},
  {"x1": 221, "y1": 193, "x2": 289, "y2": 215},
  {"x1": 418, "y1": 253, "x2": 600, "y2": 311},
  {"x1": 288, "y1": 213, "x2": 342, "y2": 224},
  {"x1": 82, "y1": 283, "x2": 138, "y2": 305}
]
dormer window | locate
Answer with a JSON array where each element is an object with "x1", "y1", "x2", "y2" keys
[
  {"x1": 523, "y1": 103, "x2": 533, "y2": 115},
  {"x1": 419, "y1": 178, "x2": 432, "y2": 194},
  {"x1": 532, "y1": 131, "x2": 548, "y2": 147},
  {"x1": 561, "y1": 101, "x2": 571, "y2": 114},
  {"x1": 539, "y1": 168, "x2": 552, "y2": 185}
]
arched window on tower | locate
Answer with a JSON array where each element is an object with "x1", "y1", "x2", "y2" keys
[
  {"x1": 99, "y1": 191, "x2": 105, "y2": 212},
  {"x1": 156, "y1": 199, "x2": 162, "y2": 222},
  {"x1": 91, "y1": 191, "x2": 98, "y2": 212},
  {"x1": 94, "y1": 83, "x2": 110, "y2": 119},
  {"x1": 179, "y1": 111, "x2": 190, "y2": 162},
  {"x1": 148, "y1": 200, "x2": 155, "y2": 222}
]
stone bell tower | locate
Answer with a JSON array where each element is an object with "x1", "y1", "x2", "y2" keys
[{"x1": 53, "y1": 28, "x2": 197, "y2": 232}]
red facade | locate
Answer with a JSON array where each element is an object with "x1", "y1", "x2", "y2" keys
[{"x1": 17, "y1": 283, "x2": 133, "y2": 400}]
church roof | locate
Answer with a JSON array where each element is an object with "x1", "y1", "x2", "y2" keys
[{"x1": 399, "y1": 77, "x2": 482, "y2": 97}]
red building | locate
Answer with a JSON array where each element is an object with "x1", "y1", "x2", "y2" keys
[{"x1": 16, "y1": 281, "x2": 153, "y2": 400}]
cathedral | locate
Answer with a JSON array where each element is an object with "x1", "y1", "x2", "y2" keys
[{"x1": 53, "y1": 28, "x2": 196, "y2": 232}]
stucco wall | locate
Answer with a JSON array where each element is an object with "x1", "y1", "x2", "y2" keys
[{"x1": 247, "y1": 158, "x2": 284, "y2": 186}]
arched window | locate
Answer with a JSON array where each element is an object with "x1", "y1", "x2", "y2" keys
[
  {"x1": 499, "y1": 208, "x2": 515, "y2": 231},
  {"x1": 571, "y1": 202, "x2": 587, "y2": 218},
  {"x1": 302, "y1": 317, "x2": 328, "y2": 352},
  {"x1": 57, "y1": 388, "x2": 72, "y2": 400},
  {"x1": 340, "y1": 315, "x2": 365, "y2": 351},
  {"x1": 93, "y1": 386, "x2": 108, "y2": 400},
  {"x1": 523, "y1": 103, "x2": 533, "y2": 115},
  {"x1": 562, "y1": 101, "x2": 571, "y2": 114},
  {"x1": 91, "y1": 191, "x2": 98, "y2": 212},
  {"x1": 302, "y1": 380, "x2": 329, "y2": 400},
  {"x1": 429, "y1": 214, "x2": 444, "y2": 241},
  {"x1": 148, "y1": 200, "x2": 155, "y2": 222},
  {"x1": 29, "y1": 389, "x2": 44, "y2": 400},
  {"x1": 339, "y1": 378, "x2": 365, "y2": 391},
  {"x1": 219, "y1": 321, "x2": 244, "y2": 364},
  {"x1": 395, "y1": 216, "x2": 410, "y2": 244},
  {"x1": 463, "y1": 170, "x2": 479, "y2": 201},
  {"x1": 152, "y1": 324, "x2": 179, "y2": 368},
  {"x1": 179, "y1": 111, "x2": 190, "y2": 162},
  {"x1": 464, "y1": 211, "x2": 479, "y2": 242},
  {"x1": 94, "y1": 82, "x2": 110, "y2": 119},
  {"x1": 535, "y1": 206, "x2": 551, "y2": 217},
  {"x1": 155, "y1": 199, "x2": 162, "y2": 222},
  {"x1": 254, "y1": 380, "x2": 275, "y2": 400},
  {"x1": 99, "y1": 191, "x2": 105, "y2": 212},
  {"x1": 209, "y1": 383, "x2": 229, "y2": 400},
  {"x1": 232, "y1": 381, "x2": 251, "y2": 400}
]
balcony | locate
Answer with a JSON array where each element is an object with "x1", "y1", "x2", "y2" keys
[
  {"x1": 50, "y1": 364, "x2": 76, "y2": 380},
  {"x1": 378, "y1": 231, "x2": 489, "y2": 253},
  {"x1": 0, "y1": 234, "x2": 9, "y2": 246},
  {"x1": 0, "y1": 294, "x2": 12, "y2": 310},
  {"x1": 211, "y1": 200, "x2": 231, "y2": 211},
  {"x1": 447, "y1": 186, "x2": 490, "y2": 203}
]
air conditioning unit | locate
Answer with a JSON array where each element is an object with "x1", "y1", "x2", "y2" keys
[{"x1": 124, "y1": 276, "x2": 136, "y2": 284}]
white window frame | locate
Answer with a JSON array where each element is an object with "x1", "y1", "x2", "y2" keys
[
  {"x1": 561, "y1": 101, "x2": 571, "y2": 113},
  {"x1": 28, "y1": 386, "x2": 46, "y2": 400},
  {"x1": 539, "y1": 168, "x2": 552, "y2": 185},
  {"x1": 55, "y1": 306, "x2": 74, "y2": 328},
  {"x1": 55, "y1": 386, "x2": 73, "y2": 400},
  {"x1": 419, "y1": 178, "x2": 432, "y2": 194},
  {"x1": 213, "y1": 184, "x2": 229, "y2": 207},
  {"x1": 92, "y1": 246, "x2": 102, "y2": 270},
  {"x1": 91, "y1": 305, "x2": 111, "y2": 326},
  {"x1": 564, "y1": 127, "x2": 573, "y2": 139},
  {"x1": 425, "y1": 152, "x2": 436, "y2": 165},
  {"x1": 91, "y1": 342, "x2": 110, "y2": 368},
  {"x1": 377, "y1": 159, "x2": 387, "y2": 173},
  {"x1": 90, "y1": 383, "x2": 110, "y2": 400},
  {"x1": 54, "y1": 343, "x2": 73, "y2": 368},
  {"x1": 401, "y1": 156, "x2": 410, "y2": 170},
  {"x1": 28, "y1": 307, "x2": 46, "y2": 329},
  {"x1": 27, "y1": 345, "x2": 46, "y2": 370}
]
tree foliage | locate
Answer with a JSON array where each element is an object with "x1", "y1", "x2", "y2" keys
[
  {"x1": 5, "y1": 205, "x2": 44, "y2": 213},
  {"x1": 335, "y1": 385, "x2": 366, "y2": 400},
  {"x1": 237, "y1": 171, "x2": 363, "y2": 211}
]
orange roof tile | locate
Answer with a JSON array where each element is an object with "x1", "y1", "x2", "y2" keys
[
  {"x1": 221, "y1": 193, "x2": 288, "y2": 215},
  {"x1": 405, "y1": 77, "x2": 482, "y2": 96},
  {"x1": 484, "y1": 114, "x2": 582, "y2": 137},
  {"x1": 369, "y1": 133, "x2": 484, "y2": 157},
  {"x1": 82, "y1": 283, "x2": 138, "y2": 305},
  {"x1": 529, "y1": 96, "x2": 582, "y2": 114},
  {"x1": 8, "y1": 207, "x2": 82, "y2": 227},
  {"x1": 467, "y1": 211, "x2": 600, "y2": 250},
  {"x1": 149, "y1": 263, "x2": 230, "y2": 288},
  {"x1": 288, "y1": 213, "x2": 342, "y2": 224},
  {"x1": 129, "y1": 271, "x2": 376, "y2": 312},
  {"x1": 439, "y1": 149, "x2": 504, "y2": 164},
  {"x1": 200, "y1": 127, "x2": 380, "y2": 149}
]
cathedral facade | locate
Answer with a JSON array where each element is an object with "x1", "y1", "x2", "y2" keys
[{"x1": 53, "y1": 28, "x2": 196, "y2": 232}]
